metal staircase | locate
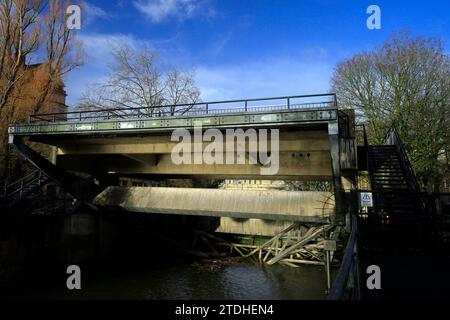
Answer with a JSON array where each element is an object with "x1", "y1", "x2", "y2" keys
[
  {"x1": 368, "y1": 145, "x2": 423, "y2": 216},
  {"x1": 364, "y1": 126, "x2": 430, "y2": 249},
  {"x1": 364, "y1": 126, "x2": 424, "y2": 214}
]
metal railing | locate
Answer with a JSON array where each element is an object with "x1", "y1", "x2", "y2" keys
[
  {"x1": 383, "y1": 126, "x2": 421, "y2": 193},
  {"x1": 2, "y1": 169, "x2": 47, "y2": 198},
  {"x1": 363, "y1": 125, "x2": 379, "y2": 211},
  {"x1": 328, "y1": 213, "x2": 360, "y2": 300},
  {"x1": 28, "y1": 93, "x2": 337, "y2": 123}
]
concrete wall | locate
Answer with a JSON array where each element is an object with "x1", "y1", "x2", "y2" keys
[{"x1": 94, "y1": 187, "x2": 335, "y2": 225}]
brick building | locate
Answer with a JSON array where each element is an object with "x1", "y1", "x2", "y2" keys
[{"x1": 0, "y1": 58, "x2": 67, "y2": 177}]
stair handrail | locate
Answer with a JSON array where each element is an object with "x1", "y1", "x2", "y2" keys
[
  {"x1": 328, "y1": 212, "x2": 360, "y2": 300},
  {"x1": 363, "y1": 125, "x2": 380, "y2": 212},
  {"x1": 383, "y1": 126, "x2": 421, "y2": 193},
  {"x1": 2, "y1": 169, "x2": 46, "y2": 198}
]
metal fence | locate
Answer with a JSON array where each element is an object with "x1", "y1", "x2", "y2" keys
[
  {"x1": 28, "y1": 93, "x2": 337, "y2": 123},
  {"x1": 327, "y1": 212, "x2": 360, "y2": 300}
]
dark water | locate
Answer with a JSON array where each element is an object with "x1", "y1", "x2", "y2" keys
[{"x1": 8, "y1": 259, "x2": 328, "y2": 300}]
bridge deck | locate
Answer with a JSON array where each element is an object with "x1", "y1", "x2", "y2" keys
[{"x1": 8, "y1": 94, "x2": 340, "y2": 136}]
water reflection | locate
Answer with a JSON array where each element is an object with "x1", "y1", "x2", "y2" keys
[{"x1": 8, "y1": 259, "x2": 327, "y2": 300}]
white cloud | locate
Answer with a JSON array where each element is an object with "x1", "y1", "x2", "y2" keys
[
  {"x1": 194, "y1": 57, "x2": 334, "y2": 102},
  {"x1": 83, "y1": 2, "x2": 108, "y2": 18},
  {"x1": 65, "y1": 32, "x2": 334, "y2": 108},
  {"x1": 210, "y1": 31, "x2": 232, "y2": 56},
  {"x1": 81, "y1": 2, "x2": 111, "y2": 26},
  {"x1": 134, "y1": 0, "x2": 213, "y2": 23}
]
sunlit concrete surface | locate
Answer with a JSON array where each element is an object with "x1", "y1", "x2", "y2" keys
[{"x1": 94, "y1": 187, "x2": 335, "y2": 223}]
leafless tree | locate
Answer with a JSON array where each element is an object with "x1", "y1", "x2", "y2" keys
[
  {"x1": 0, "y1": 0, "x2": 82, "y2": 177},
  {"x1": 164, "y1": 69, "x2": 200, "y2": 115},
  {"x1": 30, "y1": 0, "x2": 83, "y2": 114},
  {"x1": 0, "y1": 0, "x2": 45, "y2": 111},
  {"x1": 78, "y1": 44, "x2": 201, "y2": 117}
]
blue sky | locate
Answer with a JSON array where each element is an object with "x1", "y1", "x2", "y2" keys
[{"x1": 65, "y1": 0, "x2": 450, "y2": 105}]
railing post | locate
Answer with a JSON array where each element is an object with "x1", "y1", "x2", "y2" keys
[
  {"x1": 245, "y1": 101, "x2": 248, "y2": 112},
  {"x1": 206, "y1": 104, "x2": 209, "y2": 114},
  {"x1": 326, "y1": 250, "x2": 331, "y2": 291},
  {"x1": 287, "y1": 98, "x2": 290, "y2": 109}
]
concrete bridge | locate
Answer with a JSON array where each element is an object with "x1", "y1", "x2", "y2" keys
[{"x1": 8, "y1": 94, "x2": 357, "y2": 236}]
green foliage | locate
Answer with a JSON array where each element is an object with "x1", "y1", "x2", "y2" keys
[{"x1": 331, "y1": 33, "x2": 450, "y2": 191}]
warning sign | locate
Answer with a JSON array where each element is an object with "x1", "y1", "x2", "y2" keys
[{"x1": 360, "y1": 192, "x2": 373, "y2": 208}]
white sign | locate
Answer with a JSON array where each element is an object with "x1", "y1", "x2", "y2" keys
[{"x1": 360, "y1": 192, "x2": 373, "y2": 207}]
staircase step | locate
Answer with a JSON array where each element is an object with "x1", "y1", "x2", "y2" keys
[
  {"x1": 370, "y1": 154, "x2": 398, "y2": 157},
  {"x1": 374, "y1": 182, "x2": 407, "y2": 185},
  {"x1": 373, "y1": 176, "x2": 405, "y2": 179},
  {"x1": 376, "y1": 182, "x2": 408, "y2": 185},
  {"x1": 370, "y1": 151, "x2": 398, "y2": 154},
  {"x1": 374, "y1": 166, "x2": 403, "y2": 168},
  {"x1": 375, "y1": 183, "x2": 408, "y2": 186},
  {"x1": 373, "y1": 176, "x2": 406, "y2": 179},
  {"x1": 374, "y1": 180, "x2": 407, "y2": 182},
  {"x1": 374, "y1": 172, "x2": 404, "y2": 175},
  {"x1": 370, "y1": 146, "x2": 397, "y2": 149}
]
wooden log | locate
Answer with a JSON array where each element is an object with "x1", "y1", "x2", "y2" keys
[
  {"x1": 281, "y1": 258, "x2": 324, "y2": 266},
  {"x1": 232, "y1": 245, "x2": 246, "y2": 257},
  {"x1": 301, "y1": 247, "x2": 322, "y2": 261},
  {"x1": 267, "y1": 225, "x2": 333, "y2": 265},
  {"x1": 263, "y1": 247, "x2": 272, "y2": 262},
  {"x1": 245, "y1": 222, "x2": 299, "y2": 257}
]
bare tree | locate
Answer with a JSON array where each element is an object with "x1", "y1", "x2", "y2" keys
[
  {"x1": 164, "y1": 69, "x2": 200, "y2": 115},
  {"x1": 331, "y1": 33, "x2": 450, "y2": 191},
  {"x1": 0, "y1": 0, "x2": 45, "y2": 111},
  {"x1": 30, "y1": 0, "x2": 83, "y2": 114},
  {"x1": 0, "y1": 0, "x2": 82, "y2": 177},
  {"x1": 78, "y1": 44, "x2": 201, "y2": 117}
]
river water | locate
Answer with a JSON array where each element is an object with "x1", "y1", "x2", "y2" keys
[{"x1": 8, "y1": 258, "x2": 328, "y2": 300}]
